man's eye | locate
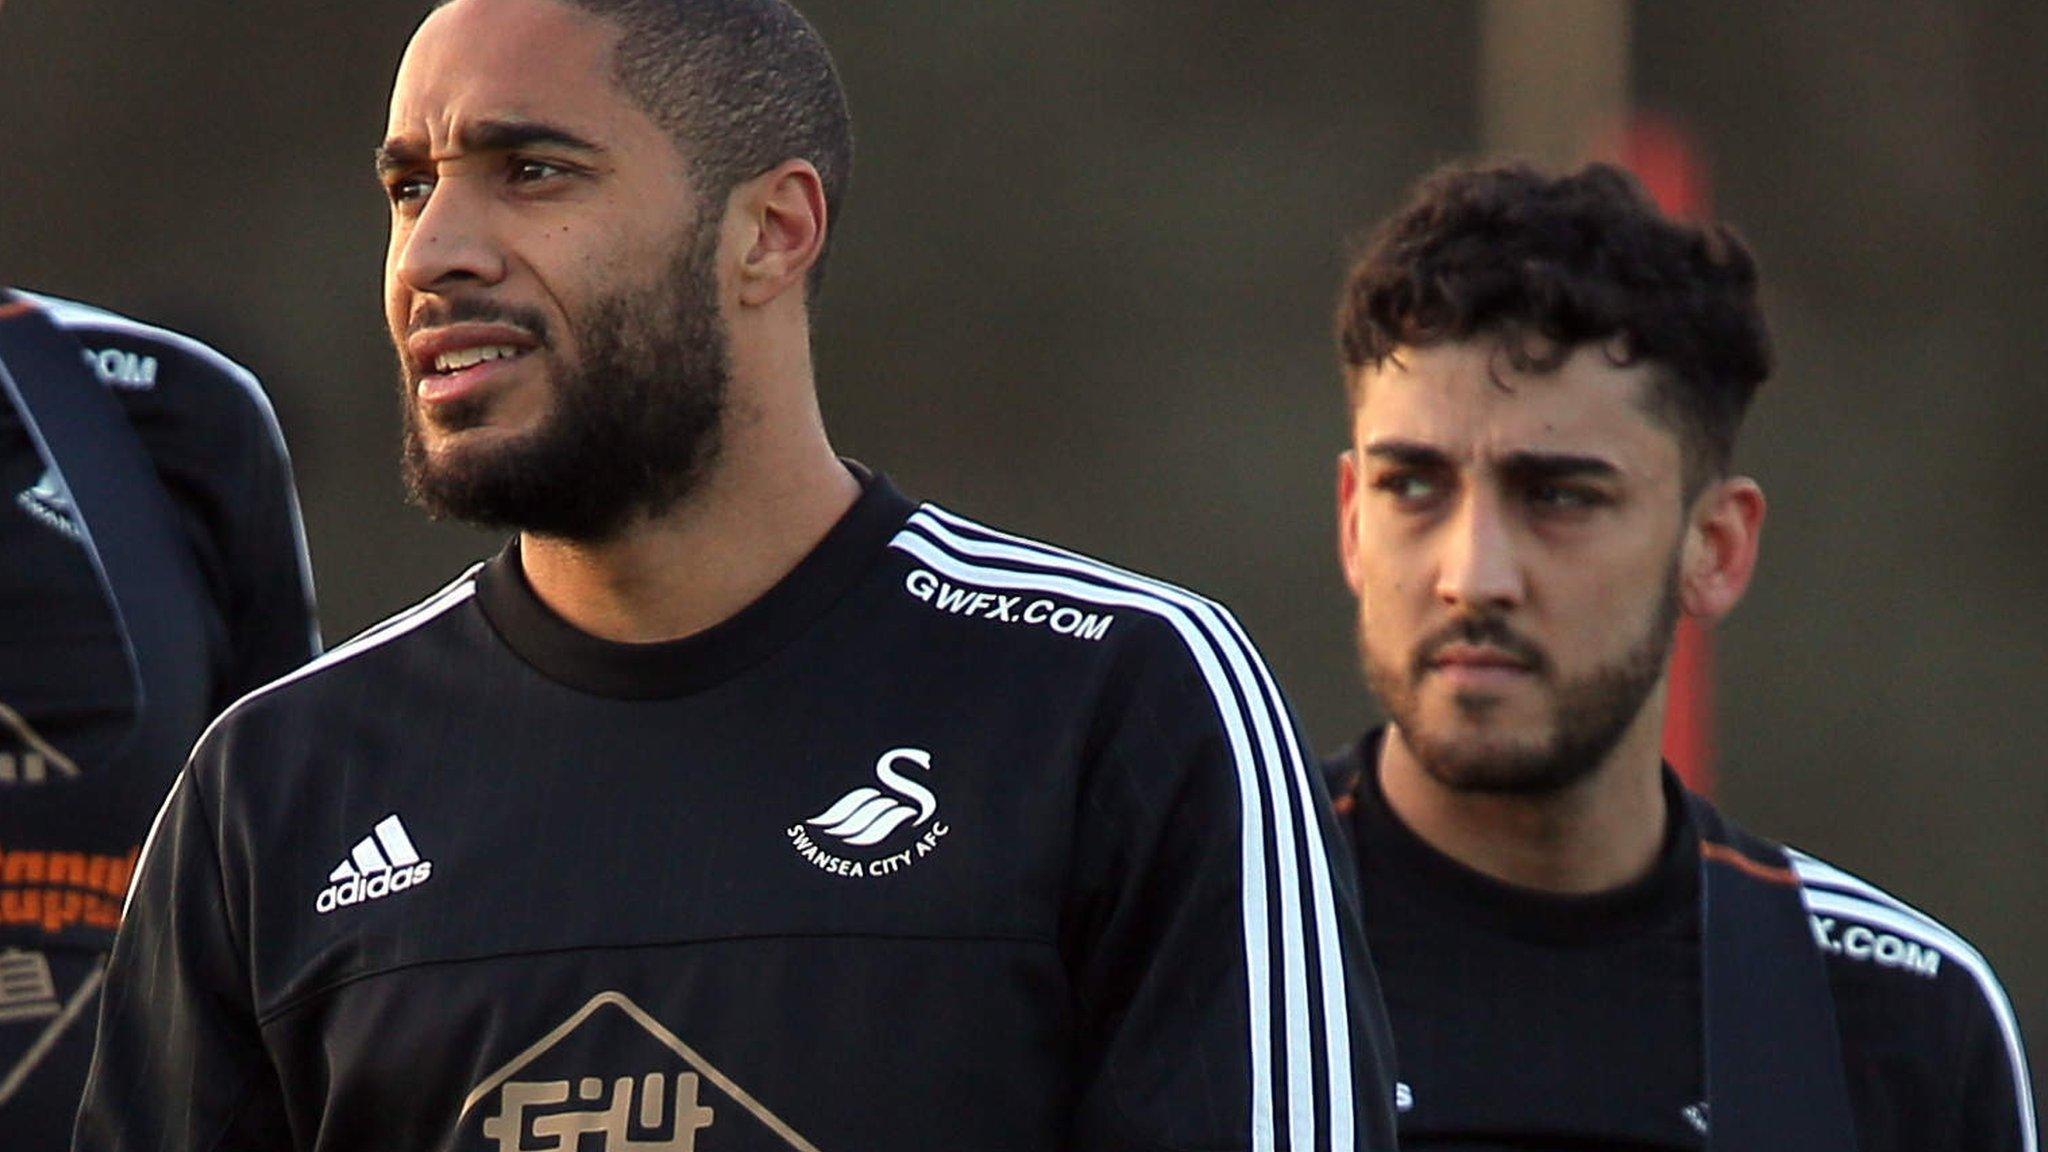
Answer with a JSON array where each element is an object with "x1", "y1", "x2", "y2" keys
[
  {"x1": 1526, "y1": 483, "x2": 1605, "y2": 511},
  {"x1": 1373, "y1": 473, "x2": 1442, "y2": 504},
  {"x1": 385, "y1": 176, "x2": 431, "y2": 208},
  {"x1": 509, "y1": 158, "x2": 566, "y2": 183}
]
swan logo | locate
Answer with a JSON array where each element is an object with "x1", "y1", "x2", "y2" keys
[
  {"x1": 15, "y1": 468, "x2": 83, "y2": 544},
  {"x1": 786, "y1": 748, "x2": 950, "y2": 879},
  {"x1": 1682, "y1": 1101, "x2": 1710, "y2": 1136}
]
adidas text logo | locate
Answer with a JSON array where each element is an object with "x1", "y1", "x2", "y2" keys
[{"x1": 316, "y1": 815, "x2": 432, "y2": 914}]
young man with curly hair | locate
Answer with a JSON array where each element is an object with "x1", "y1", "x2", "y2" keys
[{"x1": 1323, "y1": 161, "x2": 2034, "y2": 1151}]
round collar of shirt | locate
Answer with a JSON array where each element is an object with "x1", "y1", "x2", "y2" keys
[
  {"x1": 1346, "y1": 728, "x2": 1702, "y2": 945},
  {"x1": 475, "y1": 463, "x2": 914, "y2": 699}
]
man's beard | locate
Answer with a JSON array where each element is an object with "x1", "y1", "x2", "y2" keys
[
  {"x1": 1363, "y1": 570, "x2": 1681, "y2": 796},
  {"x1": 398, "y1": 219, "x2": 730, "y2": 543}
]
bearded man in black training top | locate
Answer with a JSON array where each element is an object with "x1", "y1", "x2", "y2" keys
[
  {"x1": 0, "y1": 1, "x2": 319, "y2": 1125},
  {"x1": 1322, "y1": 160, "x2": 2034, "y2": 1151},
  {"x1": 73, "y1": 2, "x2": 1397, "y2": 1150}
]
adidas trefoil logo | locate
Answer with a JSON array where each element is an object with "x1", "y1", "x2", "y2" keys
[{"x1": 316, "y1": 814, "x2": 432, "y2": 914}]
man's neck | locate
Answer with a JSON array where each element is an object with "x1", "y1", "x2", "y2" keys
[
  {"x1": 1376, "y1": 715, "x2": 1670, "y2": 896},
  {"x1": 517, "y1": 402, "x2": 859, "y2": 645}
]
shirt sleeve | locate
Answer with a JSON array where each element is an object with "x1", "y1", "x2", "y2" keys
[
  {"x1": 72, "y1": 758, "x2": 295, "y2": 1152},
  {"x1": 1063, "y1": 615, "x2": 1398, "y2": 1152},
  {"x1": 215, "y1": 372, "x2": 320, "y2": 701},
  {"x1": 1946, "y1": 957, "x2": 2038, "y2": 1152}
]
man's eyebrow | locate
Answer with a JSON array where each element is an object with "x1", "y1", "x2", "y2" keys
[
  {"x1": 1361, "y1": 441, "x2": 1623, "y2": 480},
  {"x1": 374, "y1": 137, "x2": 427, "y2": 176},
  {"x1": 374, "y1": 119, "x2": 605, "y2": 175},
  {"x1": 462, "y1": 118, "x2": 605, "y2": 156},
  {"x1": 1496, "y1": 450, "x2": 1622, "y2": 480},
  {"x1": 1361, "y1": 440, "x2": 1453, "y2": 469}
]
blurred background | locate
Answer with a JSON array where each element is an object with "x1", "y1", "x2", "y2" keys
[{"x1": 4, "y1": 0, "x2": 2041, "y2": 1099}]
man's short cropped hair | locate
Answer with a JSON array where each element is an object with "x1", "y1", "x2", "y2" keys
[
  {"x1": 1336, "y1": 161, "x2": 1771, "y2": 491},
  {"x1": 558, "y1": 0, "x2": 854, "y2": 293}
]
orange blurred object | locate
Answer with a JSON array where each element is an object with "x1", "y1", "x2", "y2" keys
[{"x1": 1612, "y1": 111, "x2": 1717, "y2": 795}]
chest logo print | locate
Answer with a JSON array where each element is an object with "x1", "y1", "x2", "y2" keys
[
  {"x1": 315, "y1": 814, "x2": 432, "y2": 914},
  {"x1": 806, "y1": 747, "x2": 937, "y2": 846},
  {"x1": 2, "y1": 702, "x2": 84, "y2": 787},
  {"x1": 15, "y1": 468, "x2": 84, "y2": 545},
  {"x1": 787, "y1": 748, "x2": 950, "y2": 879},
  {"x1": 0, "y1": 949, "x2": 61, "y2": 1024},
  {"x1": 462, "y1": 991, "x2": 821, "y2": 1152}
]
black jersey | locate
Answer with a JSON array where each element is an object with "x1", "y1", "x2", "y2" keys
[
  {"x1": 1, "y1": 292, "x2": 317, "y2": 1147},
  {"x1": 0, "y1": 294, "x2": 318, "y2": 810},
  {"x1": 1325, "y1": 732, "x2": 2036, "y2": 1152},
  {"x1": 79, "y1": 474, "x2": 1397, "y2": 1152}
]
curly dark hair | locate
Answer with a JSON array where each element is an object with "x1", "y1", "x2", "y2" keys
[{"x1": 1337, "y1": 161, "x2": 1771, "y2": 490}]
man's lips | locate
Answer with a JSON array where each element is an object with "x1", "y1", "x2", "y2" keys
[
  {"x1": 1428, "y1": 643, "x2": 1532, "y2": 669},
  {"x1": 406, "y1": 323, "x2": 541, "y2": 406},
  {"x1": 1424, "y1": 643, "x2": 1537, "y2": 686}
]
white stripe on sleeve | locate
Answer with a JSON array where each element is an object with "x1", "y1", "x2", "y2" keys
[{"x1": 899, "y1": 507, "x2": 1357, "y2": 1150}]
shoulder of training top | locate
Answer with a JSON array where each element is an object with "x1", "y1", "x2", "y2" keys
[
  {"x1": 1790, "y1": 846, "x2": 2038, "y2": 1146},
  {"x1": 186, "y1": 564, "x2": 481, "y2": 758},
  {"x1": 24, "y1": 291, "x2": 290, "y2": 441},
  {"x1": 888, "y1": 498, "x2": 1384, "y2": 1151},
  {"x1": 890, "y1": 498, "x2": 1306, "y2": 739}
]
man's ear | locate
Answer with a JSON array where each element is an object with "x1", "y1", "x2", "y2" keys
[
  {"x1": 1338, "y1": 448, "x2": 1365, "y2": 597},
  {"x1": 731, "y1": 158, "x2": 827, "y2": 308},
  {"x1": 1679, "y1": 475, "x2": 1766, "y2": 623}
]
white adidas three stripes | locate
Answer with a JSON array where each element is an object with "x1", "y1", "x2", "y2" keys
[
  {"x1": 330, "y1": 816, "x2": 423, "y2": 883},
  {"x1": 895, "y1": 505, "x2": 1358, "y2": 1152}
]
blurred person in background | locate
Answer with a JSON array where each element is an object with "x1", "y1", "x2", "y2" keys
[
  {"x1": 75, "y1": 1, "x2": 1396, "y2": 1149},
  {"x1": 1321, "y1": 161, "x2": 2034, "y2": 1151},
  {"x1": 0, "y1": 5, "x2": 320, "y2": 1135},
  {"x1": 0, "y1": 296, "x2": 318, "y2": 1152}
]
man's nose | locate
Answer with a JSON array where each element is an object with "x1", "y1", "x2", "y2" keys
[
  {"x1": 1435, "y1": 489, "x2": 1526, "y2": 612},
  {"x1": 390, "y1": 178, "x2": 507, "y2": 295}
]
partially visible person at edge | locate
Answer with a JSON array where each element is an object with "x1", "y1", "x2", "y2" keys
[
  {"x1": 1320, "y1": 160, "x2": 2034, "y2": 1151},
  {"x1": 0, "y1": 298, "x2": 318, "y2": 1151},
  {"x1": 2, "y1": 7, "x2": 318, "y2": 1141},
  {"x1": 73, "y1": 1, "x2": 1397, "y2": 1149}
]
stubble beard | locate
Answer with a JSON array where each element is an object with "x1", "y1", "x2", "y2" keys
[
  {"x1": 398, "y1": 214, "x2": 731, "y2": 544},
  {"x1": 1362, "y1": 571, "x2": 1682, "y2": 796}
]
